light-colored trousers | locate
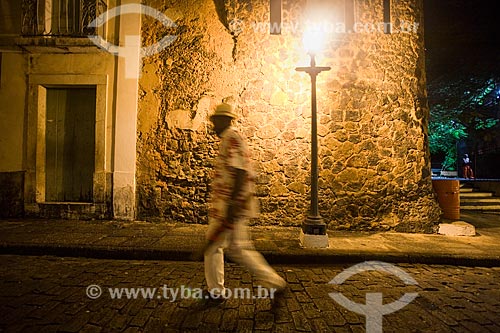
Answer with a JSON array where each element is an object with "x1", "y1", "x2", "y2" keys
[{"x1": 204, "y1": 217, "x2": 285, "y2": 296}]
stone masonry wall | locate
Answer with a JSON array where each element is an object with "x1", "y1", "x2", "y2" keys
[{"x1": 136, "y1": 0, "x2": 441, "y2": 232}]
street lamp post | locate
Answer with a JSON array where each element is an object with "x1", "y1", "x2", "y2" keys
[{"x1": 296, "y1": 48, "x2": 331, "y2": 246}]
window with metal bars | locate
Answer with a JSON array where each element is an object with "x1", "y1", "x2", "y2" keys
[{"x1": 21, "y1": 0, "x2": 107, "y2": 37}]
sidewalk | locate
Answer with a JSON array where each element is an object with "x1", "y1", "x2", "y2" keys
[{"x1": 1, "y1": 211, "x2": 499, "y2": 267}]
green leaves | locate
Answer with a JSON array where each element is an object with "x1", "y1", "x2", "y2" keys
[
  {"x1": 428, "y1": 75, "x2": 499, "y2": 170},
  {"x1": 429, "y1": 121, "x2": 467, "y2": 170}
]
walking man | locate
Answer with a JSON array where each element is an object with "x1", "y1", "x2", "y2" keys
[{"x1": 204, "y1": 102, "x2": 286, "y2": 299}]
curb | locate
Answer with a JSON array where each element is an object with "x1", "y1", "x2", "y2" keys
[{"x1": 2, "y1": 244, "x2": 500, "y2": 268}]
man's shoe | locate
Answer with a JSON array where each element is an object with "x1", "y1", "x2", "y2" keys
[
  {"x1": 201, "y1": 290, "x2": 225, "y2": 305},
  {"x1": 265, "y1": 277, "x2": 287, "y2": 290},
  {"x1": 261, "y1": 278, "x2": 287, "y2": 297}
]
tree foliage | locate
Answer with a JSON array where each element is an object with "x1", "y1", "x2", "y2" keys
[{"x1": 428, "y1": 75, "x2": 499, "y2": 170}]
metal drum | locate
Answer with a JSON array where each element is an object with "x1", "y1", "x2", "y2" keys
[{"x1": 432, "y1": 179, "x2": 460, "y2": 220}]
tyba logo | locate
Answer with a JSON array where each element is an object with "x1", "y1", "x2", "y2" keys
[
  {"x1": 88, "y1": 4, "x2": 177, "y2": 79},
  {"x1": 329, "y1": 261, "x2": 419, "y2": 333}
]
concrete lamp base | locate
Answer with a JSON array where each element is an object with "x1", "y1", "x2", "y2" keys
[
  {"x1": 299, "y1": 229, "x2": 329, "y2": 248},
  {"x1": 438, "y1": 221, "x2": 476, "y2": 236}
]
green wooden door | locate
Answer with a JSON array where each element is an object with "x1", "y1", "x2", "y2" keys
[{"x1": 45, "y1": 87, "x2": 96, "y2": 202}]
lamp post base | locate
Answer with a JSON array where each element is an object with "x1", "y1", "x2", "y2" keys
[
  {"x1": 299, "y1": 229, "x2": 329, "y2": 248},
  {"x1": 300, "y1": 216, "x2": 328, "y2": 248},
  {"x1": 302, "y1": 216, "x2": 327, "y2": 235}
]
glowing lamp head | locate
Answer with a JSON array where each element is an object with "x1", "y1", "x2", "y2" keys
[{"x1": 302, "y1": 27, "x2": 325, "y2": 56}]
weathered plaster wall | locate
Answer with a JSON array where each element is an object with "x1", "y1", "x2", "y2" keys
[
  {"x1": 0, "y1": 53, "x2": 26, "y2": 172},
  {"x1": 137, "y1": 0, "x2": 441, "y2": 232},
  {"x1": 0, "y1": 53, "x2": 26, "y2": 216}
]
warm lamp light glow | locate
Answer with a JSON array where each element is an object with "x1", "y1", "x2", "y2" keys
[{"x1": 302, "y1": 27, "x2": 325, "y2": 55}]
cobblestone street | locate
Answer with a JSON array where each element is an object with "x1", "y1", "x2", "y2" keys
[{"x1": 1, "y1": 255, "x2": 499, "y2": 332}]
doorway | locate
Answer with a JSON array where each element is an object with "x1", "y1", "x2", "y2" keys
[{"x1": 45, "y1": 87, "x2": 96, "y2": 202}]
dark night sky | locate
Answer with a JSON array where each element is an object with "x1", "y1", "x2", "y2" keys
[{"x1": 423, "y1": 0, "x2": 500, "y2": 81}]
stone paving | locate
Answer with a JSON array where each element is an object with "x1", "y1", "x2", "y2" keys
[
  {"x1": 1, "y1": 255, "x2": 499, "y2": 332},
  {"x1": 2, "y1": 211, "x2": 500, "y2": 266}
]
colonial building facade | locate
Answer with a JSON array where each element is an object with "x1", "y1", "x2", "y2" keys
[{"x1": 0, "y1": 0, "x2": 441, "y2": 232}]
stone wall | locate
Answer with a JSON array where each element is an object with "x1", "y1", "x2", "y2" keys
[{"x1": 136, "y1": 0, "x2": 441, "y2": 232}]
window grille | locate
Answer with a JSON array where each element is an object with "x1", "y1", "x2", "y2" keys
[{"x1": 21, "y1": 0, "x2": 107, "y2": 37}]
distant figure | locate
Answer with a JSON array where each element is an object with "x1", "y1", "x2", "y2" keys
[
  {"x1": 202, "y1": 102, "x2": 286, "y2": 301},
  {"x1": 462, "y1": 154, "x2": 475, "y2": 179}
]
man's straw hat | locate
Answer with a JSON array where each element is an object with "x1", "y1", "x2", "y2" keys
[{"x1": 210, "y1": 103, "x2": 237, "y2": 120}]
